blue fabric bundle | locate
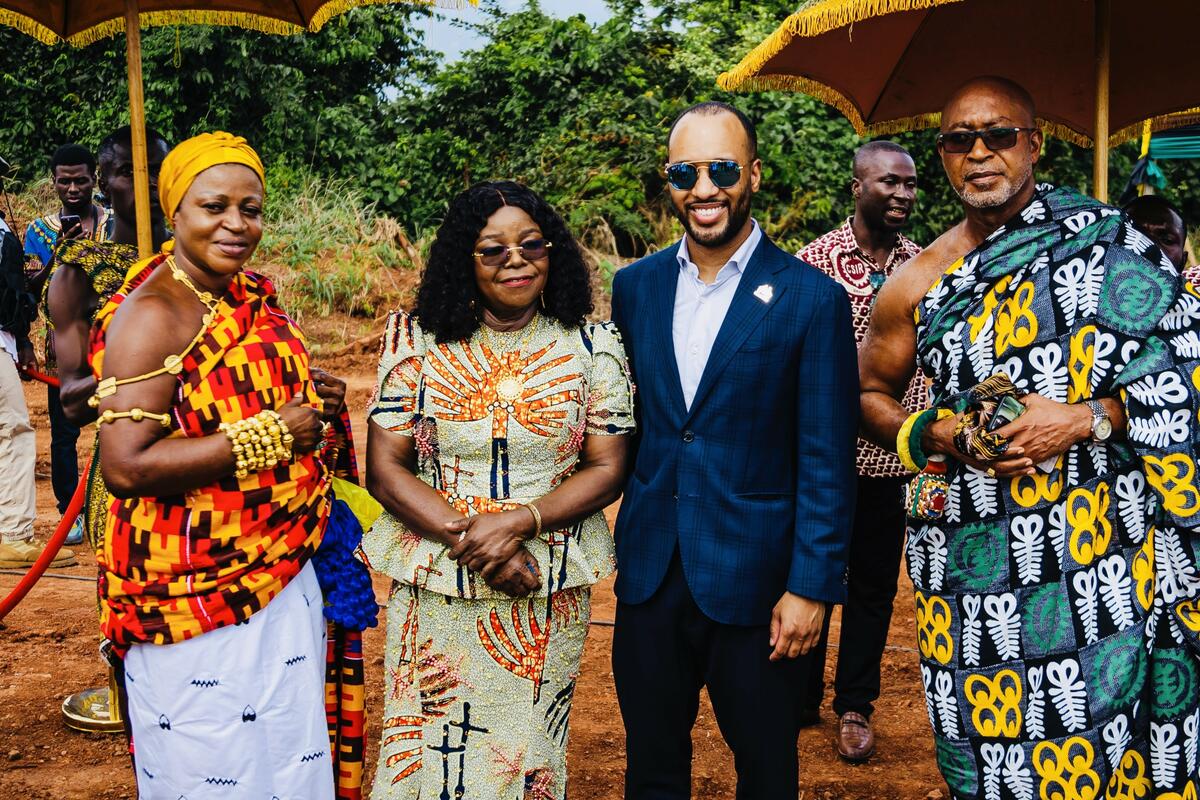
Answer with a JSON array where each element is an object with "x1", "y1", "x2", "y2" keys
[{"x1": 312, "y1": 494, "x2": 379, "y2": 631}]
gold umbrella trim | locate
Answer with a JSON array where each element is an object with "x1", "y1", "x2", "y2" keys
[
  {"x1": 716, "y1": 69, "x2": 1098, "y2": 148},
  {"x1": 0, "y1": 0, "x2": 472, "y2": 48},
  {"x1": 717, "y1": 0, "x2": 965, "y2": 95},
  {"x1": 0, "y1": 9, "x2": 58, "y2": 45},
  {"x1": 716, "y1": 0, "x2": 1198, "y2": 150}
]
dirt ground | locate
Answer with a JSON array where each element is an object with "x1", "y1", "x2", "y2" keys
[{"x1": 1, "y1": 363, "x2": 948, "y2": 800}]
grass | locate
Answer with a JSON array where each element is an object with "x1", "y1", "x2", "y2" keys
[{"x1": 256, "y1": 172, "x2": 429, "y2": 320}]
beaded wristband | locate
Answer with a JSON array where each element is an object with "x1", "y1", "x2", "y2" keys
[
  {"x1": 898, "y1": 408, "x2": 954, "y2": 472},
  {"x1": 896, "y1": 410, "x2": 925, "y2": 473},
  {"x1": 219, "y1": 410, "x2": 295, "y2": 479},
  {"x1": 909, "y1": 408, "x2": 955, "y2": 471}
]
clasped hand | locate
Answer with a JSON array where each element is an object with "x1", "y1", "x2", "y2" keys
[
  {"x1": 445, "y1": 511, "x2": 541, "y2": 597},
  {"x1": 930, "y1": 392, "x2": 1091, "y2": 478}
]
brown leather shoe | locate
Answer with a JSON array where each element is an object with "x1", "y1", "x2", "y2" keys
[{"x1": 836, "y1": 711, "x2": 875, "y2": 762}]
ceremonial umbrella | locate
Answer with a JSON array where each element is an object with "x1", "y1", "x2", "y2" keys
[
  {"x1": 0, "y1": 0, "x2": 456, "y2": 255},
  {"x1": 717, "y1": 0, "x2": 1200, "y2": 202}
]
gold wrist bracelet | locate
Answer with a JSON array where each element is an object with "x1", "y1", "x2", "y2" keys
[{"x1": 524, "y1": 502, "x2": 543, "y2": 539}]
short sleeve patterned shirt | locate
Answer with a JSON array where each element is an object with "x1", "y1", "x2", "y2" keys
[
  {"x1": 361, "y1": 311, "x2": 635, "y2": 599},
  {"x1": 798, "y1": 218, "x2": 925, "y2": 478}
]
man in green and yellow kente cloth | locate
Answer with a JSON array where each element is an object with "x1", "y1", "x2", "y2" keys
[
  {"x1": 43, "y1": 125, "x2": 171, "y2": 734},
  {"x1": 861, "y1": 76, "x2": 1200, "y2": 799}
]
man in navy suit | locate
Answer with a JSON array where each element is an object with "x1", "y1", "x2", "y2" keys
[{"x1": 609, "y1": 101, "x2": 860, "y2": 798}]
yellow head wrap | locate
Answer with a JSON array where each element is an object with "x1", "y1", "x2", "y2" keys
[{"x1": 158, "y1": 131, "x2": 265, "y2": 219}]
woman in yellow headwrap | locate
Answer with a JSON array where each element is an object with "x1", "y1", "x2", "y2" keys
[{"x1": 89, "y1": 132, "x2": 369, "y2": 799}]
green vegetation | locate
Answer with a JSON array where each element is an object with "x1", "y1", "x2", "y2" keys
[{"x1": 3, "y1": 0, "x2": 1197, "y2": 313}]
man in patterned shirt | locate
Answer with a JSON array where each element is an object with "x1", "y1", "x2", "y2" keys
[{"x1": 797, "y1": 140, "x2": 923, "y2": 762}]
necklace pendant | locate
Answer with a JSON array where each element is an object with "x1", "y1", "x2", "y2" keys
[
  {"x1": 497, "y1": 375, "x2": 523, "y2": 402},
  {"x1": 163, "y1": 354, "x2": 184, "y2": 375}
]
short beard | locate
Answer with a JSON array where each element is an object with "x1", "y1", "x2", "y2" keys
[
  {"x1": 675, "y1": 188, "x2": 753, "y2": 250},
  {"x1": 956, "y1": 162, "x2": 1033, "y2": 210}
]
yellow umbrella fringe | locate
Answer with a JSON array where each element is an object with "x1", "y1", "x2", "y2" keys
[
  {"x1": 57, "y1": 1, "x2": 475, "y2": 47},
  {"x1": 0, "y1": 9, "x2": 60, "y2": 45},
  {"x1": 718, "y1": 0, "x2": 965, "y2": 93},
  {"x1": 66, "y1": 13, "x2": 301, "y2": 47},
  {"x1": 309, "y1": 0, "x2": 475, "y2": 32},
  {"x1": 720, "y1": 72, "x2": 1095, "y2": 147},
  {"x1": 1110, "y1": 107, "x2": 1200, "y2": 148},
  {"x1": 720, "y1": 74, "x2": 872, "y2": 133}
]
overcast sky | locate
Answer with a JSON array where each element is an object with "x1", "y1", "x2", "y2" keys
[{"x1": 416, "y1": 0, "x2": 614, "y2": 61}]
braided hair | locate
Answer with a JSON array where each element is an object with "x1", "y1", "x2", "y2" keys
[{"x1": 414, "y1": 181, "x2": 593, "y2": 343}]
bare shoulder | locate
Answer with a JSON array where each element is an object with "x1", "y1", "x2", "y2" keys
[
  {"x1": 103, "y1": 274, "x2": 198, "y2": 379},
  {"x1": 883, "y1": 224, "x2": 971, "y2": 315}
]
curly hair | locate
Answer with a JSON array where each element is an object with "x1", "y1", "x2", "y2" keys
[{"x1": 414, "y1": 181, "x2": 594, "y2": 343}]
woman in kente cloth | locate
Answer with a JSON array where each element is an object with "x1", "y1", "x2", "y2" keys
[
  {"x1": 362, "y1": 181, "x2": 633, "y2": 798},
  {"x1": 89, "y1": 132, "x2": 376, "y2": 799},
  {"x1": 904, "y1": 183, "x2": 1200, "y2": 798},
  {"x1": 42, "y1": 146, "x2": 170, "y2": 734}
]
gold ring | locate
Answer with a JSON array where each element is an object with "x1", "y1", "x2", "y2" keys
[{"x1": 986, "y1": 468, "x2": 996, "y2": 478}]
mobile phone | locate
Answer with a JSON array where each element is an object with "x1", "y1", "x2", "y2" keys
[
  {"x1": 985, "y1": 394, "x2": 1026, "y2": 433},
  {"x1": 59, "y1": 214, "x2": 81, "y2": 231}
]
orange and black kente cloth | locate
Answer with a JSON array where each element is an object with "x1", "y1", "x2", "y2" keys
[
  {"x1": 91, "y1": 260, "x2": 329, "y2": 648},
  {"x1": 90, "y1": 256, "x2": 367, "y2": 798}
]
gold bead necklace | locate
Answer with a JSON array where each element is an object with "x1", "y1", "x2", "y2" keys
[{"x1": 167, "y1": 256, "x2": 219, "y2": 315}]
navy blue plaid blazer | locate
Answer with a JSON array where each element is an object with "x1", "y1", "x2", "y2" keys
[{"x1": 610, "y1": 234, "x2": 859, "y2": 626}]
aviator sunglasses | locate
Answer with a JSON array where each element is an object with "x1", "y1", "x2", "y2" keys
[
  {"x1": 473, "y1": 238, "x2": 553, "y2": 267},
  {"x1": 936, "y1": 126, "x2": 1037, "y2": 154},
  {"x1": 664, "y1": 160, "x2": 743, "y2": 191}
]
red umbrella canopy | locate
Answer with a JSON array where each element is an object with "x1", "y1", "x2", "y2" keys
[
  {"x1": 718, "y1": 0, "x2": 1200, "y2": 148},
  {"x1": 0, "y1": 0, "x2": 438, "y2": 45}
]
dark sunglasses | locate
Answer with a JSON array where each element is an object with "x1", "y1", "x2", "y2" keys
[
  {"x1": 664, "y1": 160, "x2": 743, "y2": 191},
  {"x1": 936, "y1": 126, "x2": 1037, "y2": 154},
  {"x1": 473, "y1": 238, "x2": 552, "y2": 267}
]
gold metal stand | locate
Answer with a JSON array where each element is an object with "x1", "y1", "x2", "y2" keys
[{"x1": 61, "y1": 654, "x2": 123, "y2": 734}]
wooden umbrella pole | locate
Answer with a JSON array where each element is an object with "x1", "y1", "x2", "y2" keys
[
  {"x1": 1092, "y1": 0, "x2": 1111, "y2": 203},
  {"x1": 124, "y1": 0, "x2": 153, "y2": 257}
]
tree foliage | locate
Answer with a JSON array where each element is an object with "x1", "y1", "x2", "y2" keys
[
  {"x1": 0, "y1": 8, "x2": 434, "y2": 183},
  {"x1": 1, "y1": 1, "x2": 1196, "y2": 254}
]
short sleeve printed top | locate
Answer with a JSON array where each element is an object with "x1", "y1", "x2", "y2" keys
[{"x1": 360, "y1": 310, "x2": 635, "y2": 599}]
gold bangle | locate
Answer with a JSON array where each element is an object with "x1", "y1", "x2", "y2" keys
[
  {"x1": 96, "y1": 407, "x2": 172, "y2": 427},
  {"x1": 524, "y1": 502, "x2": 543, "y2": 539},
  {"x1": 896, "y1": 411, "x2": 924, "y2": 473}
]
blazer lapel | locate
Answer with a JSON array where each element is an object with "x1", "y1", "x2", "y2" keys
[
  {"x1": 648, "y1": 246, "x2": 688, "y2": 421},
  {"x1": 684, "y1": 238, "x2": 788, "y2": 422}
]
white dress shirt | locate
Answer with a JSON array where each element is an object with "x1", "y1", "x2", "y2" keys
[{"x1": 672, "y1": 220, "x2": 762, "y2": 410}]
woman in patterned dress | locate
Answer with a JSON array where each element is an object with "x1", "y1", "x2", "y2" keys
[{"x1": 363, "y1": 181, "x2": 634, "y2": 799}]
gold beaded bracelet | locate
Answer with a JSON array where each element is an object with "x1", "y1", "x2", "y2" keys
[{"x1": 219, "y1": 410, "x2": 295, "y2": 479}]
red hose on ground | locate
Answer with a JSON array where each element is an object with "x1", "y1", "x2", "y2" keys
[
  {"x1": 18, "y1": 366, "x2": 61, "y2": 388},
  {"x1": 0, "y1": 457, "x2": 89, "y2": 622}
]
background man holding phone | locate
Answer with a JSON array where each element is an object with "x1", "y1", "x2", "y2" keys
[{"x1": 23, "y1": 143, "x2": 109, "y2": 546}]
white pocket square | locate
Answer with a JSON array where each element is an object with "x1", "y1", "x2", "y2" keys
[{"x1": 753, "y1": 284, "x2": 773, "y2": 303}]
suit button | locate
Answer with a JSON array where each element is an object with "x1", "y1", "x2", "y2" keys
[{"x1": 682, "y1": 430, "x2": 695, "y2": 443}]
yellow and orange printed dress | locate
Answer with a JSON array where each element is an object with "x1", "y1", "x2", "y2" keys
[{"x1": 362, "y1": 310, "x2": 634, "y2": 799}]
